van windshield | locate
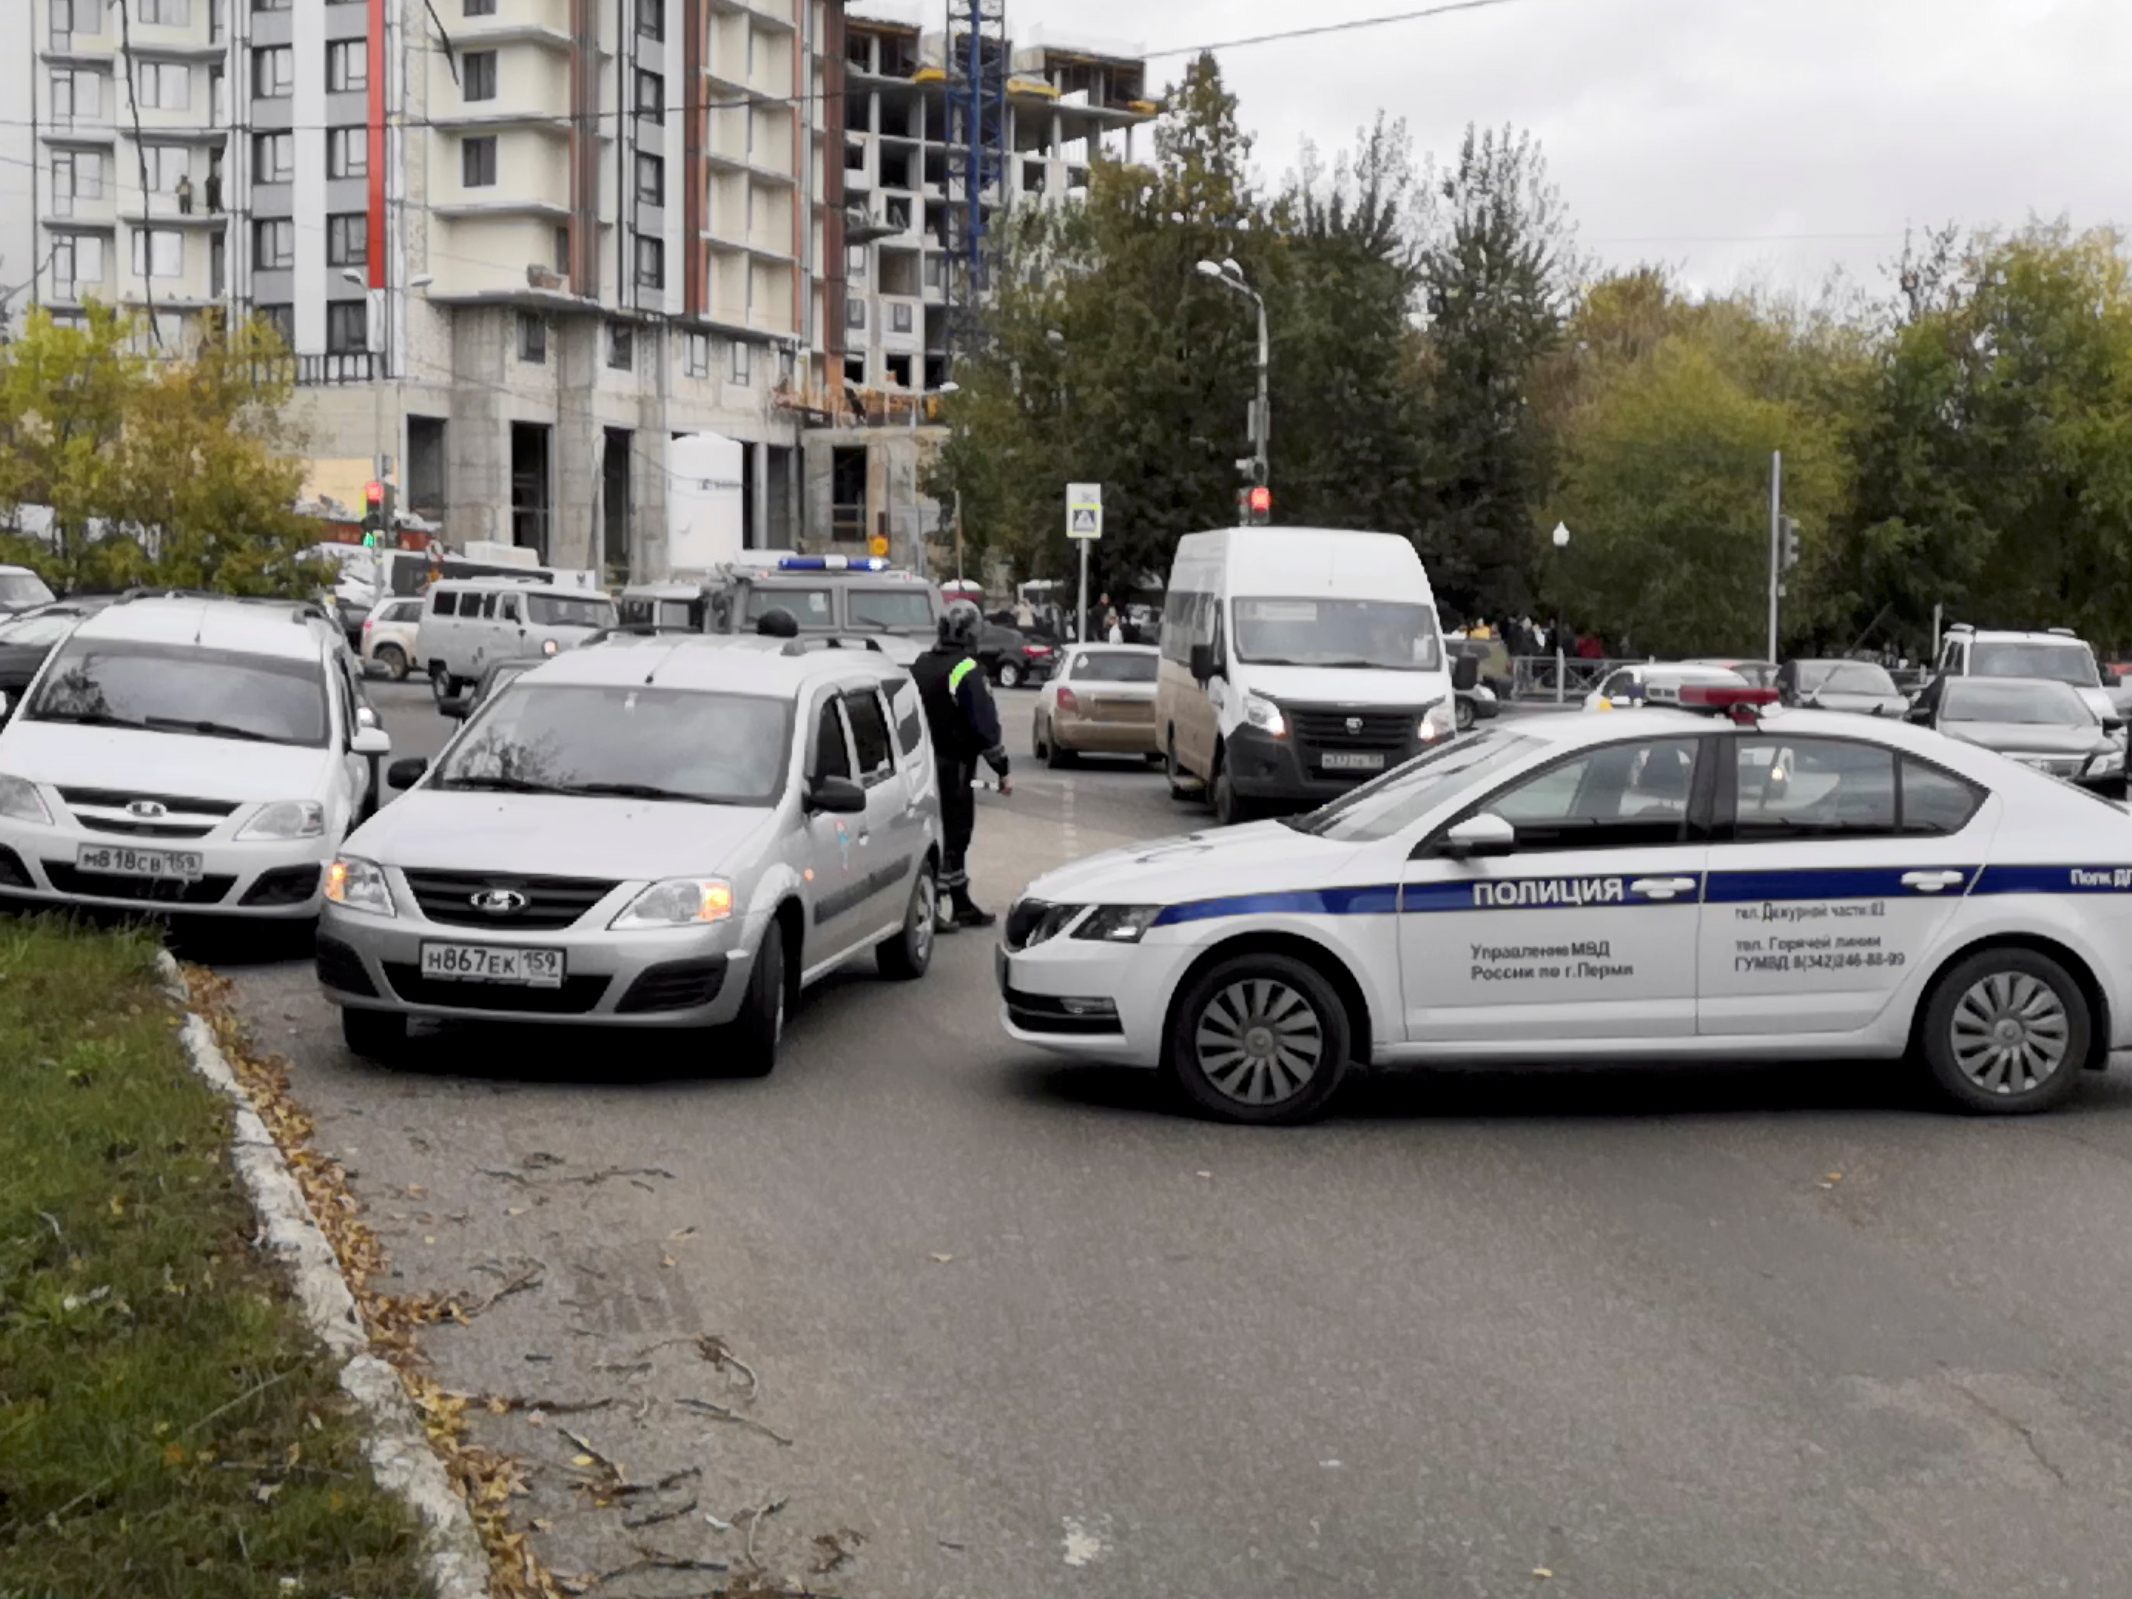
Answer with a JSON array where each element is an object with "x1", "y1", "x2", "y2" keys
[
  {"x1": 1969, "y1": 640, "x2": 2099, "y2": 688},
  {"x1": 1232, "y1": 598, "x2": 1442, "y2": 671}
]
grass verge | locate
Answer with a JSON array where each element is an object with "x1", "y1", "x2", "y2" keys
[{"x1": 0, "y1": 916, "x2": 430, "y2": 1599}]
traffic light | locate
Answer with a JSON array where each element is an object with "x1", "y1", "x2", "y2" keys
[
  {"x1": 1246, "y1": 484, "x2": 1272, "y2": 525},
  {"x1": 360, "y1": 479, "x2": 385, "y2": 547},
  {"x1": 1779, "y1": 515, "x2": 1801, "y2": 572}
]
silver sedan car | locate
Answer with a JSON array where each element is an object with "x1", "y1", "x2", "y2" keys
[{"x1": 317, "y1": 637, "x2": 943, "y2": 1073}]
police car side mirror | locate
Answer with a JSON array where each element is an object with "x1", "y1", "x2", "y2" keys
[
  {"x1": 806, "y1": 775, "x2": 867, "y2": 815},
  {"x1": 1451, "y1": 653, "x2": 1480, "y2": 692},
  {"x1": 1438, "y1": 812, "x2": 1517, "y2": 860},
  {"x1": 1189, "y1": 642, "x2": 1215, "y2": 684}
]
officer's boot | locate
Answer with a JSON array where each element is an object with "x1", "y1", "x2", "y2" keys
[{"x1": 949, "y1": 887, "x2": 996, "y2": 929}]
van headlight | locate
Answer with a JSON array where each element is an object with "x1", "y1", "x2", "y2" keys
[
  {"x1": 1072, "y1": 905, "x2": 1163, "y2": 944},
  {"x1": 1243, "y1": 692, "x2": 1286, "y2": 737},
  {"x1": 1418, "y1": 698, "x2": 1456, "y2": 743},
  {"x1": 324, "y1": 856, "x2": 394, "y2": 916},
  {"x1": 239, "y1": 800, "x2": 325, "y2": 840},
  {"x1": 611, "y1": 877, "x2": 734, "y2": 928},
  {"x1": 0, "y1": 773, "x2": 51, "y2": 825}
]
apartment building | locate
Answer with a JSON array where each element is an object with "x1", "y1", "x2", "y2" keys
[
  {"x1": 800, "y1": 1, "x2": 1152, "y2": 557},
  {"x1": 11, "y1": 0, "x2": 850, "y2": 577}
]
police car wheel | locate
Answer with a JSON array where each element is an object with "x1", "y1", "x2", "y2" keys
[
  {"x1": 726, "y1": 923, "x2": 787, "y2": 1077},
  {"x1": 340, "y1": 1006, "x2": 407, "y2": 1060},
  {"x1": 1921, "y1": 947, "x2": 2088, "y2": 1114},
  {"x1": 876, "y1": 865, "x2": 936, "y2": 980},
  {"x1": 1167, "y1": 954, "x2": 1350, "y2": 1125}
]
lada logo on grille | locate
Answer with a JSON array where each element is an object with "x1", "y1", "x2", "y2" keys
[
  {"x1": 470, "y1": 887, "x2": 529, "y2": 915},
  {"x1": 1344, "y1": 716, "x2": 1363, "y2": 734},
  {"x1": 126, "y1": 799, "x2": 168, "y2": 819}
]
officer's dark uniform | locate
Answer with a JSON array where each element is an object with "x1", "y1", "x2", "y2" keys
[{"x1": 912, "y1": 604, "x2": 1009, "y2": 928}]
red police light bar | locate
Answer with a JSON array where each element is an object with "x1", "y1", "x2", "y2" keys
[
  {"x1": 1674, "y1": 682, "x2": 1780, "y2": 724},
  {"x1": 363, "y1": 480, "x2": 384, "y2": 506},
  {"x1": 1247, "y1": 485, "x2": 1272, "y2": 515}
]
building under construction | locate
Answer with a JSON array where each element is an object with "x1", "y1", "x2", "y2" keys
[{"x1": 796, "y1": 1, "x2": 1155, "y2": 559}]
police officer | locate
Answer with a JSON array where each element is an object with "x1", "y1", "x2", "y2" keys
[{"x1": 913, "y1": 599, "x2": 1011, "y2": 930}]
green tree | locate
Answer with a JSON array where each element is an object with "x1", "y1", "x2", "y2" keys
[
  {"x1": 1414, "y1": 125, "x2": 1576, "y2": 622},
  {"x1": 0, "y1": 305, "x2": 322, "y2": 596}
]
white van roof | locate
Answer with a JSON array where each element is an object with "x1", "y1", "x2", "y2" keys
[
  {"x1": 1173, "y1": 527, "x2": 1431, "y2": 601},
  {"x1": 431, "y1": 576, "x2": 602, "y2": 599}
]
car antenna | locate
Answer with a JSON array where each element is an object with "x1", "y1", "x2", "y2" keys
[{"x1": 644, "y1": 640, "x2": 686, "y2": 686}]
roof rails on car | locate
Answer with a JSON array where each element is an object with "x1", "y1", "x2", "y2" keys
[
  {"x1": 780, "y1": 635, "x2": 884, "y2": 656},
  {"x1": 114, "y1": 588, "x2": 334, "y2": 626}
]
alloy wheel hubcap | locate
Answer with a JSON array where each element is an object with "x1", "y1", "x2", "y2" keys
[
  {"x1": 913, "y1": 878, "x2": 935, "y2": 962},
  {"x1": 1195, "y1": 979, "x2": 1324, "y2": 1105},
  {"x1": 1951, "y1": 972, "x2": 2068, "y2": 1095}
]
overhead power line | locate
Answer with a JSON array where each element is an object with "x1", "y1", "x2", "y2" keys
[{"x1": 1146, "y1": 0, "x2": 1543, "y2": 59}]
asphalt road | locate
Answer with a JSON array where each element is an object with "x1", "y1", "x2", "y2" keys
[{"x1": 203, "y1": 678, "x2": 2132, "y2": 1599}]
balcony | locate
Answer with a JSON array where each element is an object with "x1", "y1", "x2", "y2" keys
[{"x1": 249, "y1": 352, "x2": 378, "y2": 386}]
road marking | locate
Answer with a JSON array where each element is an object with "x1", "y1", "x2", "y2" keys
[{"x1": 1061, "y1": 778, "x2": 1077, "y2": 856}]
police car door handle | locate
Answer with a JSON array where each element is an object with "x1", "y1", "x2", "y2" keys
[
  {"x1": 1901, "y1": 869, "x2": 1965, "y2": 892},
  {"x1": 1629, "y1": 876, "x2": 1697, "y2": 900}
]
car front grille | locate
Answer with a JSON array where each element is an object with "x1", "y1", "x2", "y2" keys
[
  {"x1": 41, "y1": 862, "x2": 236, "y2": 905},
  {"x1": 1285, "y1": 707, "x2": 1415, "y2": 751},
  {"x1": 75, "y1": 816, "x2": 216, "y2": 839},
  {"x1": 401, "y1": 870, "x2": 619, "y2": 931},
  {"x1": 57, "y1": 787, "x2": 239, "y2": 816},
  {"x1": 616, "y1": 958, "x2": 728, "y2": 1014},
  {"x1": 381, "y1": 965, "x2": 612, "y2": 1014}
]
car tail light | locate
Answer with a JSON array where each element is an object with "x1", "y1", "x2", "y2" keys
[
  {"x1": 361, "y1": 618, "x2": 373, "y2": 633},
  {"x1": 1056, "y1": 687, "x2": 1079, "y2": 713},
  {"x1": 1024, "y1": 644, "x2": 1051, "y2": 658}
]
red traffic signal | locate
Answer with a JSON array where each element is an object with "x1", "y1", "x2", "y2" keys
[
  {"x1": 1247, "y1": 485, "x2": 1272, "y2": 519},
  {"x1": 363, "y1": 479, "x2": 384, "y2": 508}
]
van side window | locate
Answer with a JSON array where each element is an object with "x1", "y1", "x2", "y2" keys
[
  {"x1": 431, "y1": 590, "x2": 458, "y2": 617},
  {"x1": 498, "y1": 595, "x2": 521, "y2": 623}
]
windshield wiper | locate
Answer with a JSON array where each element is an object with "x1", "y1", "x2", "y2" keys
[
  {"x1": 553, "y1": 781, "x2": 717, "y2": 805},
  {"x1": 432, "y1": 774, "x2": 568, "y2": 795},
  {"x1": 142, "y1": 716, "x2": 282, "y2": 743},
  {"x1": 31, "y1": 710, "x2": 153, "y2": 731}
]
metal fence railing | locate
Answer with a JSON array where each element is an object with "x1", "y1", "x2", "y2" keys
[{"x1": 1508, "y1": 655, "x2": 1645, "y2": 703}]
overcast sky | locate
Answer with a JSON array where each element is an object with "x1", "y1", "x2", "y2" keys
[{"x1": 1028, "y1": 0, "x2": 2130, "y2": 300}]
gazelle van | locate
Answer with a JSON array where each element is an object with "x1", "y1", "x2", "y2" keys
[
  {"x1": 1156, "y1": 528, "x2": 1472, "y2": 825},
  {"x1": 417, "y1": 579, "x2": 616, "y2": 701}
]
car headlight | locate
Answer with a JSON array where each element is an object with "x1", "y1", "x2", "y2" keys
[
  {"x1": 1242, "y1": 692, "x2": 1286, "y2": 737},
  {"x1": 1418, "y1": 697, "x2": 1456, "y2": 744},
  {"x1": 238, "y1": 800, "x2": 325, "y2": 841},
  {"x1": 542, "y1": 638, "x2": 560, "y2": 657},
  {"x1": 0, "y1": 773, "x2": 51, "y2": 825},
  {"x1": 611, "y1": 877, "x2": 734, "y2": 929},
  {"x1": 323, "y1": 855, "x2": 395, "y2": 917},
  {"x1": 1072, "y1": 904, "x2": 1163, "y2": 944},
  {"x1": 1016, "y1": 900, "x2": 1085, "y2": 948}
]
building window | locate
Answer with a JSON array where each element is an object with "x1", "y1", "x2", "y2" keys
[
  {"x1": 252, "y1": 46, "x2": 292, "y2": 98},
  {"x1": 50, "y1": 0, "x2": 74, "y2": 33},
  {"x1": 327, "y1": 127, "x2": 367, "y2": 178},
  {"x1": 135, "y1": 61, "x2": 190, "y2": 110},
  {"x1": 638, "y1": 0, "x2": 663, "y2": 40},
  {"x1": 464, "y1": 0, "x2": 495, "y2": 12},
  {"x1": 252, "y1": 0, "x2": 290, "y2": 11},
  {"x1": 130, "y1": 228, "x2": 182, "y2": 279},
  {"x1": 461, "y1": 135, "x2": 497, "y2": 187},
  {"x1": 684, "y1": 332, "x2": 709, "y2": 377},
  {"x1": 253, "y1": 218, "x2": 293, "y2": 269},
  {"x1": 635, "y1": 152, "x2": 664, "y2": 205},
  {"x1": 52, "y1": 150, "x2": 105, "y2": 204},
  {"x1": 141, "y1": 145, "x2": 187, "y2": 194},
  {"x1": 51, "y1": 234, "x2": 104, "y2": 296},
  {"x1": 846, "y1": 243, "x2": 866, "y2": 281},
  {"x1": 634, "y1": 69, "x2": 663, "y2": 117},
  {"x1": 730, "y1": 339, "x2": 750, "y2": 385},
  {"x1": 326, "y1": 40, "x2": 367, "y2": 93},
  {"x1": 634, "y1": 235, "x2": 664, "y2": 290},
  {"x1": 253, "y1": 130, "x2": 293, "y2": 181},
  {"x1": 327, "y1": 213, "x2": 367, "y2": 267},
  {"x1": 463, "y1": 50, "x2": 496, "y2": 102},
  {"x1": 256, "y1": 303, "x2": 294, "y2": 346},
  {"x1": 518, "y1": 313, "x2": 546, "y2": 363},
  {"x1": 554, "y1": 226, "x2": 570, "y2": 274},
  {"x1": 326, "y1": 300, "x2": 368, "y2": 354},
  {"x1": 922, "y1": 252, "x2": 944, "y2": 290},
  {"x1": 845, "y1": 298, "x2": 865, "y2": 330},
  {"x1": 138, "y1": 0, "x2": 189, "y2": 21},
  {"x1": 608, "y1": 324, "x2": 634, "y2": 370},
  {"x1": 891, "y1": 301, "x2": 912, "y2": 334}
]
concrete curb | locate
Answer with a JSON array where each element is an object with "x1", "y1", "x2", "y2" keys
[{"x1": 155, "y1": 951, "x2": 490, "y2": 1599}]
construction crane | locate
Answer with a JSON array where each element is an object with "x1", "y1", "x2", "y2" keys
[{"x1": 941, "y1": 0, "x2": 1008, "y2": 369}]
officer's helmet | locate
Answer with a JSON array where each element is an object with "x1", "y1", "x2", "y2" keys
[{"x1": 939, "y1": 598, "x2": 983, "y2": 650}]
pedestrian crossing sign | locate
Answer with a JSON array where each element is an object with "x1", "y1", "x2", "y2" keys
[{"x1": 1066, "y1": 482, "x2": 1103, "y2": 540}]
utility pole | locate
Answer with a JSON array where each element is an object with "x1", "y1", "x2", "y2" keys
[
  {"x1": 1196, "y1": 258, "x2": 1270, "y2": 523},
  {"x1": 1766, "y1": 450, "x2": 1782, "y2": 661}
]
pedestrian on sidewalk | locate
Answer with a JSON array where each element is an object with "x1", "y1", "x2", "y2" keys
[{"x1": 912, "y1": 598, "x2": 1012, "y2": 931}]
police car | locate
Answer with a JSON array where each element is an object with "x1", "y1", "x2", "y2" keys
[{"x1": 998, "y1": 684, "x2": 2132, "y2": 1123}]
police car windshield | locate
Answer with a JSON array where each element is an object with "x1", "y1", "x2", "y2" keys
[
  {"x1": 1289, "y1": 729, "x2": 1540, "y2": 841},
  {"x1": 434, "y1": 686, "x2": 791, "y2": 805},
  {"x1": 1970, "y1": 640, "x2": 2099, "y2": 687},
  {"x1": 1943, "y1": 678, "x2": 2095, "y2": 726},
  {"x1": 846, "y1": 590, "x2": 937, "y2": 631},
  {"x1": 1233, "y1": 598, "x2": 1443, "y2": 671}
]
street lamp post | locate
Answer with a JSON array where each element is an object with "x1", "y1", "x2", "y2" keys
[
  {"x1": 1196, "y1": 258, "x2": 1269, "y2": 520},
  {"x1": 1550, "y1": 521, "x2": 1571, "y2": 705},
  {"x1": 343, "y1": 266, "x2": 432, "y2": 534}
]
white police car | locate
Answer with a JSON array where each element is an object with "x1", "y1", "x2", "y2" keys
[{"x1": 998, "y1": 684, "x2": 2132, "y2": 1123}]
